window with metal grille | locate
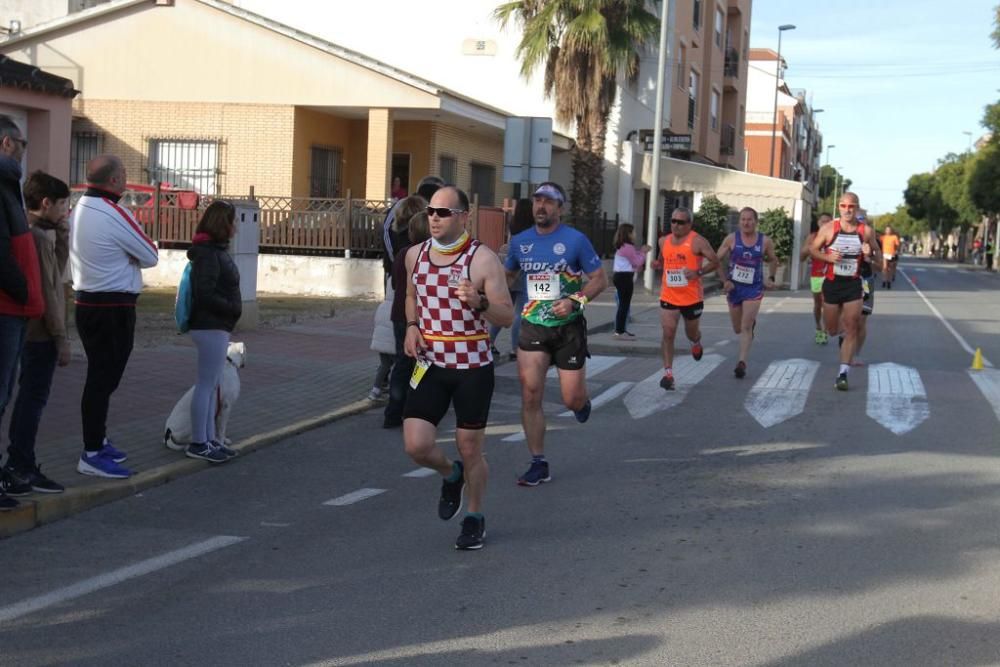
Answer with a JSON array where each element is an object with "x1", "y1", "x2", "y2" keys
[
  {"x1": 470, "y1": 163, "x2": 495, "y2": 207},
  {"x1": 714, "y1": 8, "x2": 724, "y2": 48},
  {"x1": 710, "y1": 90, "x2": 720, "y2": 130},
  {"x1": 69, "y1": 132, "x2": 101, "y2": 185},
  {"x1": 693, "y1": 0, "x2": 702, "y2": 30},
  {"x1": 310, "y1": 146, "x2": 342, "y2": 198},
  {"x1": 147, "y1": 139, "x2": 218, "y2": 194},
  {"x1": 440, "y1": 156, "x2": 457, "y2": 184}
]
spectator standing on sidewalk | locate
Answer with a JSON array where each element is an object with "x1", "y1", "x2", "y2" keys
[
  {"x1": 382, "y1": 176, "x2": 443, "y2": 276},
  {"x1": 0, "y1": 116, "x2": 44, "y2": 510},
  {"x1": 383, "y1": 200, "x2": 429, "y2": 428},
  {"x1": 611, "y1": 223, "x2": 650, "y2": 340},
  {"x1": 3, "y1": 172, "x2": 71, "y2": 495},
  {"x1": 70, "y1": 155, "x2": 158, "y2": 478},
  {"x1": 367, "y1": 282, "x2": 395, "y2": 402},
  {"x1": 184, "y1": 201, "x2": 241, "y2": 463},
  {"x1": 489, "y1": 198, "x2": 533, "y2": 359}
]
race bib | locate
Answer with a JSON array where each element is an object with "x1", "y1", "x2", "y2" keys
[
  {"x1": 666, "y1": 270, "x2": 688, "y2": 287},
  {"x1": 834, "y1": 258, "x2": 858, "y2": 277},
  {"x1": 409, "y1": 358, "x2": 431, "y2": 389},
  {"x1": 526, "y1": 272, "x2": 560, "y2": 301},
  {"x1": 732, "y1": 264, "x2": 755, "y2": 285}
]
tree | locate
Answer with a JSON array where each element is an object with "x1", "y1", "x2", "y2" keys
[
  {"x1": 969, "y1": 142, "x2": 1000, "y2": 216},
  {"x1": 992, "y1": 4, "x2": 1000, "y2": 49},
  {"x1": 935, "y1": 153, "x2": 980, "y2": 229},
  {"x1": 694, "y1": 195, "x2": 729, "y2": 250},
  {"x1": 758, "y1": 207, "x2": 793, "y2": 260},
  {"x1": 495, "y1": 0, "x2": 659, "y2": 225},
  {"x1": 904, "y1": 171, "x2": 953, "y2": 231},
  {"x1": 816, "y1": 164, "x2": 851, "y2": 217},
  {"x1": 872, "y1": 205, "x2": 928, "y2": 239}
]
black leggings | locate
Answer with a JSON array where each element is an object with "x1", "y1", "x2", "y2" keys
[
  {"x1": 76, "y1": 303, "x2": 136, "y2": 451},
  {"x1": 612, "y1": 271, "x2": 635, "y2": 334}
]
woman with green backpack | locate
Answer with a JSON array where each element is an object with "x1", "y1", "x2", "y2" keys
[{"x1": 183, "y1": 201, "x2": 242, "y2": 463}]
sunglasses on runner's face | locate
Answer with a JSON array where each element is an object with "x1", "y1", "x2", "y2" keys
[
  {"x1": 670, "y1": 218, "x2": 690, "y2": 225},
  {"x1": 426, "y1": 206, "x2": 466, "y2": 218},
  {"x1": 839, "y1": 204, "x2": 857, "y2": 209}
]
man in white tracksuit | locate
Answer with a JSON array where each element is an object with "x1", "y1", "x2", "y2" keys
[{"x1": 70, "y1": 155, "x2": 158, "y2": 478}]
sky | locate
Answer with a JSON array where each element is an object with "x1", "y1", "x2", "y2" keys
[{"x1": 750, "y1": 0, "x2": 1000, "y2": 215}]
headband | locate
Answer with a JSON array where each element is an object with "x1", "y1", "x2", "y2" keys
[{"x1": 533, "y1": 184, "x2": 564, "y2": 204}]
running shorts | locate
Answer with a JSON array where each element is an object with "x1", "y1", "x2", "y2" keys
[
  {"x1": 403, "y1": 363, "x2": 494, "y2": 429},
  {"x1": 727, "y1": 285, "x2": 764, "y2": 307},
  {"x1": 822, "y1": 278, "x2": 863, "y2": 305},
  {"x1": 660, "y1": 300, "x2": 704, "y2": 320},
  {"x1": 518, "y1": 318, "x2": 589, "y2": 370},
  {"x1": 861, "y1": 276, "x2": 875, "y2": 316}
]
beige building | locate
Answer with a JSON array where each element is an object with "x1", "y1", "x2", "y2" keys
[{"x1": 0, "y1": 0, "x2": 572, "y2": 206}]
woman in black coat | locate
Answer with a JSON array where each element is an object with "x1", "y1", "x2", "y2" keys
[{"x1": 185, "y1": 201, "x2": 241, "y2": 463}]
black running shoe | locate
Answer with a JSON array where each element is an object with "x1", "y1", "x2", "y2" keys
[
  {"x1": 438, "y1": 461, "x2": 465, "y2": 520},
  {"x1": 659, "y1": 373, "x2": 675, "y2": 391},
  {"x1": 11, "y1": 465, "x2": 64, "y2": 494},
  {"x1": 0, "y1": 468, "x2": 31, "y2": 497},
  {"x1": 517, "y1": 460, "x2": 551, "y2": 486},
  {"x1": 573, "y1": 399, "x2": 592, "y2": 423},
  {"x1": 835, "y1": 372, "x2": 849, "y2": 391},
  {"x1": 455, "y1": 515, "x2": 486, "y2": 550},
  {"x1": 734, "y1": 361, "x2": 746, "y2": 379}
]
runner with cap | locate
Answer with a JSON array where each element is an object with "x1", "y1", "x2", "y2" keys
[{"x1": 505, "y1": 182, "x2": 607, "y2": 487}]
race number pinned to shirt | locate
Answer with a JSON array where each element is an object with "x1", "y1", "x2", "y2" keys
[
  {"x1": 732, "y1": 264, "x2": 755, "y2": 285},
  {"x1": 526, "y1": 272, "x2": 560, "y2": 301},
  {"x1": 834, "y1": 258, "x2": 858, "y2": 277},
  {"x1": 666, "y1": 270, "x2": 688, "y2": 287}
]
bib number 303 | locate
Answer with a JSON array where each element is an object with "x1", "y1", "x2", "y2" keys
[{"x1": 666, "y1": 270, "x2": 688, "y2": 287}]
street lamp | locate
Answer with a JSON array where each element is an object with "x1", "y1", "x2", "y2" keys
[
  {"x1": 769, "y1": 24, "x2": 796, "y2": 178},
  {"x1": 824, "y1": 144, "x2": 836, "y2": 210}
]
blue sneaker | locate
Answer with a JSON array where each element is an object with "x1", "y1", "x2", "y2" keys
[
  {"x1": 573, "y1": 399, "x2": 592, "y2": 424},
  {"x1": 101, "y1": 437, "x2": 127, "y2": 463},
  {"x1": 210, "y1": 440, "x2": 238, "y2": 458},
  {"x1": 186, "y1": 442, "x2": 228, "y2": 464},
  {"x1": 517, "y1": 460, "x2": 551, "y2": 486},
  {"x1": 77, "y1": 451, "x2": 132, "y2": 479}
]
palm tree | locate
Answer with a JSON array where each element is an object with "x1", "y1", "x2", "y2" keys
[{"x1": 495, "y1": 0, "x2": 659, "y2": 225}]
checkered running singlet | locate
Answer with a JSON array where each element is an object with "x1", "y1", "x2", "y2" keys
[{"x1": 412, "y1": 239, "x2": 492, "y2": 369}]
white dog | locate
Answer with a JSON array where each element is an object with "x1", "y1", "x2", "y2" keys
[{"x1": 164, "y1": 341, "x2": 246, "y2": 450}]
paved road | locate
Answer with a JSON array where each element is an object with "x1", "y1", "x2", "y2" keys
[{"x1": 2, "y1": 257, "x2": 999, "y2": 666}]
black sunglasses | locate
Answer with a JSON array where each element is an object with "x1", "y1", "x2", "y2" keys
[
  {"x1": 670, "y1": 218, "x2": 690, "y2": 224},
  {"x1": 426, "y1": 206, "x2": 466, "y2": 218}
]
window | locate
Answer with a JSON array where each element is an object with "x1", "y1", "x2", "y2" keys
[
  {"x1": 693, "y1": 0, "x2": 701, "y2": 30},
  {"x1": 710, "y1": 90, "x2": 720, "y2": 131},
  {"x1": 439, "y1": 156, "x2": 457, "y2": 184},
  {"x1": 147, "y1": 139, "x2": 218, "y2": 194},
  {"x1": 69, "y1": 0, "x2": 112, "y2": 12},
  {"x1": 688, "y1": 69, "x2": 699, "y2": 129},
  {"x1": 470, "y1": 163, "x2": 495, "y2": 207},
  {"x1": 70, "y1": 132, "x2": 102, "y2": 185},
  {"x1": 309, "y1": 146, "x2": 342, "y2": 198},
  {"x1": 714, "y1": 8, "x2": 724, "y2": 48}
]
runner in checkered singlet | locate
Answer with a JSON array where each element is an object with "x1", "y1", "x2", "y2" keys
[{"x1": 402, "y1": 186, "x2": 513, "y2": 550}]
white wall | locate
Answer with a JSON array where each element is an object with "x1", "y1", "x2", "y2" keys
[{"x1": 143, "y1": 251, "x2": 386, "y2": 299}]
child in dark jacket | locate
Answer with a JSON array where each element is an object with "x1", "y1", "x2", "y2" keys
[{"x1": 184, "y1": 201, "x2": 241, "y2": 464}]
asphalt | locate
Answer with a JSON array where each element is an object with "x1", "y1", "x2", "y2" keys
[{"x1": 0, "y1": 264, "x2": 721, "y2": 538}]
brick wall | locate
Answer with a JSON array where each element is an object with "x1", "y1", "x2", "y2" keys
[
  {"x1": 430, "y1": 122, "x2": 513, "y2": 206},
  {"x1": 71, "y1": 99, "x2": 295, "y2": 196}
]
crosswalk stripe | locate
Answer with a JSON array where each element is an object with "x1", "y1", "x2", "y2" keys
[
  {"x1": 546, "y1": 354, "x2": 623, "y2": 379},
  {"x1": 623, "y1": 354, "x2": 724, "y2": 419},
  {"x1": 866, "y1": 363, "x2": 929, "y2": 435},
  {"x1": 323, "y1": 488, "x2": 386, "y2": 506},
  {"x1": 968, "y1": 368, "x2": 1000, "y2": 425},
  {"x1": 744, "y1": 359, "x2": 820, "y2": 428},
  {"x1": 559, "y1": 381, "x2": 634, "y2": 417}
]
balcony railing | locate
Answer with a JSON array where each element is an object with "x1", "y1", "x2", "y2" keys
[
  {"x1": 723, "y1": 47, "x2": 739, "y2": 78},
  {"x1": 688, "y1": 96, "x2": 697, "y2": 129}
]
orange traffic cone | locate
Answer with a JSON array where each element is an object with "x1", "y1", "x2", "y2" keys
[{"x1": 972, "y1": 348, "x2": 985, "y2": 371}]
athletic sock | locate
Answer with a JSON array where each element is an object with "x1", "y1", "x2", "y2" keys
[
  {"x1": 532, "y1": 454, "x2": 546, "y2": 464},
  {"x1": 663, "y1": 367, "x2": 673, "y2": 375},
  {"x1": 839, "y1": 364, "x2": 850, "y2": 375},
  {"x1": 445, "y1": 461, "x2": 463, "y2": 483},
  {"x1": 466, "y1": 512, "x2": 484, "y2": 520}
]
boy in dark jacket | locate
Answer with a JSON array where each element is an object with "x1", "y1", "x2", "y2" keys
[
  {"x1": 3, "y1": 172, "x2": 71, "y2": 494},
  {"x1": 0, "y1": 116, "x2": 44, "y2": 510}
]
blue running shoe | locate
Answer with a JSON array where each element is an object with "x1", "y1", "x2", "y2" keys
[
  {"x1": 77, "y1": 451, "x2": 132, "y2": 479},
  {"x1": 210, "y1": 440, "x2": 238, "y2": 458},
  {"x1": 517, "y1": 460, "x2": 551, "y2": 486},
  {"x1": 186, "y1": 442, "x2": 228, "y2": 464},
  {"x1": 101, "y1": 437, "x2": 127, "y2": 463},
  {"x1": 573, "y1": 399, "x2": 592, "y2": 423}
]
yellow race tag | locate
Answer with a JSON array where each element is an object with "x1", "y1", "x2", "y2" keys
[{"x1": 410, "y1": 358, "x2": 431, "y2": 389}]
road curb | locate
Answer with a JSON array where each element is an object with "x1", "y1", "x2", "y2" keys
[{"x1": 0, "y1": 399, "x2": 375, "y2": 540}]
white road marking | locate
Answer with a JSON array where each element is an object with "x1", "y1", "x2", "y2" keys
[
  {"x1": 259, "y1": 522, "x2": 291, "y2": 527},
  {"x1": 623, "y1": 354, "x2": 724, "y2": 419},
  {"x1": 323, "y1": 488, "x2": 386, "y2": 506},
  {"x1": 968, "y1": 368, "x2": 1000, "y2": 425},
  {"x1": 716, "y1": 339, "x2": 731, "y2": 346},
  {"x1": 402, "y1": 468, "x2": 437, "y2": 478},
  {"x1": 743, "y1": 359, "x2": 820, "y2": 428},
  {"x1": 764, "y1": 296, "x2": 790, "y2": 314},
  {"x1": 546, "y1": 354, "x2": 623, "y2": 379},
  {"x1": 0, "y1": 535, "x2": 246, "y2": 625},
  {"x1": 899, "y1": 267, "x2": 994, "y2": 368},
  {"x1": 502, "y1": 431, "x2": 526, "y2": 442},
  {"x1": 911, "y1": 267, "x2": 926, "y2": 272},
  {"x1": 866, "y1": 363, "x2": 930, "y2": 435},
  {"x1": 558, "y1": 381, "x2": 634, "y2": 417}
]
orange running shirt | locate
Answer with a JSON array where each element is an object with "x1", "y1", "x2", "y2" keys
[
  {"x1": 881, "y1": 234, "x2": 900, "y2": 257},
  {"x1": 659, "y1": 232, "x2": 703, "y2": 306}
]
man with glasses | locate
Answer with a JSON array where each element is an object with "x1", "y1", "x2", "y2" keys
[
  {"x1": 0, "y1": 115, "x2": 44, "y2": 509},
  {"x1": 504, "y1": 182, "x2": 607, "y2": 487},
  {"x1": 402, "y1": 186, "x2": 513, "y2": 550},
  {"x1": 657, "y1": 207, "x2": 719, "y2": 390},
  {"x1": 808, "y1": 192, "x2": 881, "y2": 390}
]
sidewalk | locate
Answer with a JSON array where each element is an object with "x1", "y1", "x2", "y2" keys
[{"x1": 0, "y1": 269, "x2": 718, "y2": 538}]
